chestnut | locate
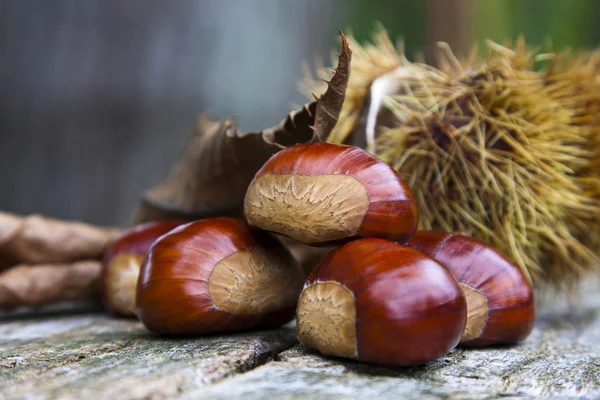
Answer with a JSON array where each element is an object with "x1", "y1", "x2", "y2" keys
[
  {"x1": 136, "y1": 218, "x2": 305, "y2": 335},
  {"x1": 296, "y1": 238, "x2": 466, "y2": 366},
  {"x1": 244, "y1": 143, "x2": 418, "y2": 246},
  {"x1": 102, "y1": 220, "x2": 183, "y2": 316},
  {"x1": 410, "y1": 231, "x2": 535, "y2": 346}
]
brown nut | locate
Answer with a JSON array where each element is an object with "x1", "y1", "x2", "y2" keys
[
  {"x1": 244, "y1": 143, "x2": 418, "y2": 246},
  {"x1": 136, "y1": 218, "x2": 305, "y2": 335},
  {"x1": 102, "y1": 220, "x2": 184, "y2": 316},
  {"x1": 410, "y1": 230, "x2": 535, "y2": 346},
  {"x1": 297, "y1": 238, "x2": 466, "y2": 366}
]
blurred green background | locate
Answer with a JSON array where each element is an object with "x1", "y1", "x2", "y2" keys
[
  {"x1": 476, "y1": 0, "x2": 599, "y2": 51},
  {"x1": 1, "y1": 0, "x2": 598, "y2": 225},
  {"x1": 344, "y1": 0, "x2": 600, "y2": 58}
]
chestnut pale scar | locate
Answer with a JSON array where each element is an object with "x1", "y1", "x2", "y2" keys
[
  {"x1": 459, "y1": 283, "x2": 488, "y2": 342},
  {"x1": 244, "y1": 173, "x2": 370, "y2": 244},
  {"x1": 208, "y1": 250, "x2": 304, "y2": 314},
  {"x1": 296, "y1": 282, "x2": 357, "y2": 358},
  {"x1": 106, "y1": 253, "x2": 144, "y2": 315}
]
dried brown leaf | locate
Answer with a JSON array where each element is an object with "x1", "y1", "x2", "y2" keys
[
  {"x1": 0, "y1": 261, "x2": 101, "y2": 311},
  {"x1": 313, "y1": 31, "x2": 352, "y2": 140},
  {"x1": 0, "y1": 212, "x2": 120, "y2": 270},
  {"x1": 132, "y1": 33, "x2": 351, "y2": 224}
]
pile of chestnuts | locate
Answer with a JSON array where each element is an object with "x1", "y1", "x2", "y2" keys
[{"x1": 103, "y1": 142, "x2": 535, "y2": 366}]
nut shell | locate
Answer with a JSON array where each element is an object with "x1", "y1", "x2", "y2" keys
[
  {"x1": 410, "y1": 231, "x2": 535, "y2": 346},
  {"x1": 102, "y1": 220, "x2": 183, "y2": 316},
  {"x1": 297, "y1": 238, "x2": 466, "y2": 366},
  {"x1": 244, "y1": 143, "x2": 418, "y2": 246},
  {"x1": 136, "y1": 218, "x2": 305, "y2": 335}
]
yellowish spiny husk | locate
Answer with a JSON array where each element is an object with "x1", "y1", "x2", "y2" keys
[
  {"x1": 544, "y1": 50, "x2": 600, "y2": 265},
  {"x1": 305, "y1": 29, "x2": 600, "y2": 288}
]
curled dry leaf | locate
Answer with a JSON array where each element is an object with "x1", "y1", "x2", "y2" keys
[
  {"x1": 0, "y1": 211, "x2": 120, "y2": 270},
  {"x1": 0, "y1": 260, "x2": 101, "y2": 311},
  {"x1": 132, "y1": 32, "x2": 351, "y2": 224}
]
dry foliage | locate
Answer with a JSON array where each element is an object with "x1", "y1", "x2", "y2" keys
[
  {"x1": 0, "y1": 261, "x2": 101, "y2": 310},
  {"x1": 0, "y1": 211, "x2": 119, "y2": 270},
  {"x1": 133, "y1": 32, "x2": 352, "y2": 224},
  {"x1": 0, "y1": 211, "x2": 118, "y2": 311}
]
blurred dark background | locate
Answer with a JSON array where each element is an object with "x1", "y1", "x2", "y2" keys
[{"x1": 1, "y1": 0, "x2": 599, "y2": 226}]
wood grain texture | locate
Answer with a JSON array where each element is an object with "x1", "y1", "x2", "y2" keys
[
  {"x1": 102, "y1": 220, "x2": 184, "y2": 316},
  {"x1": 300, "y1": 238, "x2": 466, "y2": 366},
  {"x1": 0, "y1": 314, "x2": 299, "y2": 399},
  {"x1": 1, "y1": 280, "x2": 599, "y2": 398},
  {"x1": 197, "y1": 277, "x2": 600, "y2": 400},
  {"x1": 410, "y1": 230, "x2": 535, "y2": 346},
  {"x1": 244, "y1": 143, "x2": 418, "y2": 245},
  {"x1": 136, "y1": 218, "x2": 303, "y2": 336}
]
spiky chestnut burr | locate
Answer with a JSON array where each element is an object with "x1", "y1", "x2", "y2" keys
[{"x1": 303, "y1": 30, "x2": 600, "y2": 287}]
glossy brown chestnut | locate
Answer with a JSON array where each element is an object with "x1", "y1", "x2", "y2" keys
[
  {"x1": 136, "y1": 218, "x2": 305, "y2": 335},
  {"x1": 102, "y1": 220, "x2": 184, "y2": 316},
  {"x1": 296, "y1": 238, "x2": 466, "y2": 366},
  {"x1": 410, "y1": 231, "x2": 535, "y2": 347},
  {"x1": 244, "y1": 143, "x2": 418, "y2": 246}
]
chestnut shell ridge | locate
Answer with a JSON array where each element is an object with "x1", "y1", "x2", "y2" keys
[
  {"x1": 410, "y1": 231, "x2": 535, "y2": 347},
  {"x1": 102, "y1": 220, "x2": 184, "y2": 316},
  {"x1": 244, "y1": 143, "x2": 418, "y2": 246},
  {"x1": 136, "y1": 218, "x2": 305, "y2": 336},
  {"x1": 296, "y1": 238, "x2": 467, "y2": 366}
]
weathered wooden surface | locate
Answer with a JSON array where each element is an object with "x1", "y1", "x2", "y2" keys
[
  {"x1": 1, "y1": 281, "x2": 599, "y2": 399},
  {"x1": 197, "y1": 309, "x2": 600, "y2": 399},
  {"x1": 0, "y1": 310, "x2": 296, "y2": 399}
]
